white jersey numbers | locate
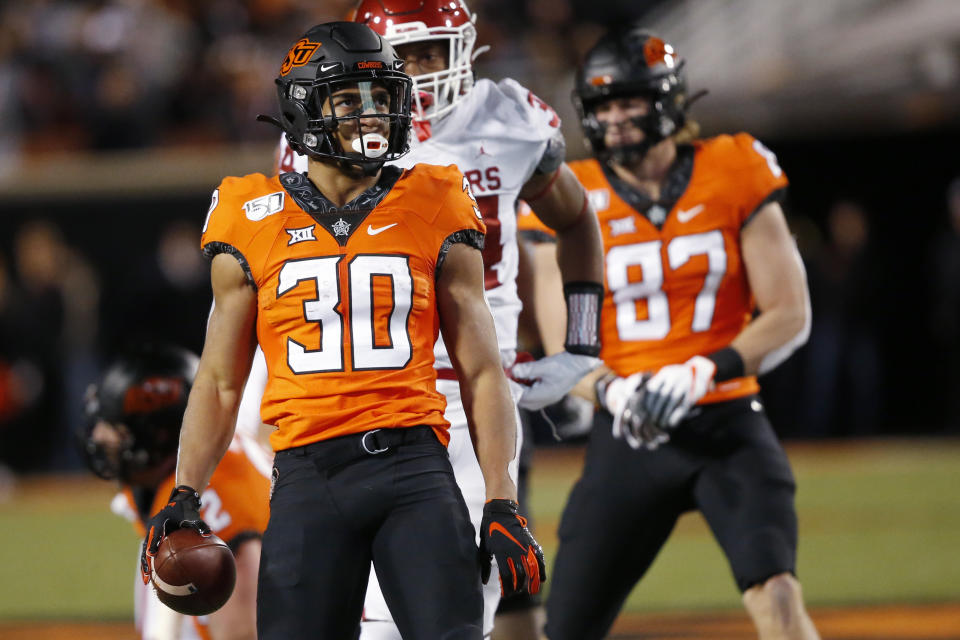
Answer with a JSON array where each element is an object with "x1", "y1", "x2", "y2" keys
[
  {"x1": 277, "y1": 255, "x2": 413, "y2": 373},
  {"x1": 607, "y1": 232, "x2": 728, "y2": 341},
  {"x1": 349, "y1": 255, "x2": 413, "y2": 370},
  {"x1": 752, "y1": 139, "x2": 783, "y2": 178}
]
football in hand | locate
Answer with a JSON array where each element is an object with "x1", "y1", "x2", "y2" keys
[{"x1": 151, "y1": 528, "x2": 236, "y2": 616}]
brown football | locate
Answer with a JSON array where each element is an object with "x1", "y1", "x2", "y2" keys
[{"x1": 151, "y1": 528, "x2": 236, "y2": 616}]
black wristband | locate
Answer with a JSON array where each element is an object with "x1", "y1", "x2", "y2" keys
[
  {"x1": 485, "y1": 498, "x2": 520, "y2": 515},
  {"x1": 170, "y1": 485, "x2": 202, "y2": 505},
  {"x1": 563, "y1": 281, "x2": 603, "y2": 356},
  {"x1": 706, "y1": 347, "x2": 745, "y2": 382}
]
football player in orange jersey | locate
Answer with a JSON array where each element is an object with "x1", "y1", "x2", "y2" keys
[
  {"x1": 528, "y1": 25, "x2": 821, "y2": 640},
  {"x1": 137, "y1": 22, "x2": 543, "y2": 640},
  {"x1": 270, "y1": 5, "x2": 607, "y2": 639},
  {"x1": 79, "y1": 344, "x2": 270, "y2": 640}
]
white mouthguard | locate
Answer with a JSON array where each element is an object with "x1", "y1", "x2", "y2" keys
[{"x1": 352, "y1": 133, "x2": 389, "y2": 158}]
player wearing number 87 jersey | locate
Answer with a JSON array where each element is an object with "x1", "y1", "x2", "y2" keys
[
  {"x1": 155, "y1": 21, "x2": 542, "y2": 640},
  {"x1": 532, "y1": 25, "x2": 822, "y2": 640}
]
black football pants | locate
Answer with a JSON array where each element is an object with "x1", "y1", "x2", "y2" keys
[
  {"x1": 257, "y1": 427, "x2": 484, "y2": 640},
  {"x1": 545, "y1": 396, "x2": 798, "y2": 640}
]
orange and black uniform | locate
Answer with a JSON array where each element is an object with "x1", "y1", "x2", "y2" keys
[
  {"x1": 531, "y1": 135, "x2": 802, "y2": 640},
  {"x1": 201, "y1": 164, "x2": 486, "y2": 639}
]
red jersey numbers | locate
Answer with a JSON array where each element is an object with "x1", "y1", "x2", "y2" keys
[
  {"x1": 278, "y1": 145, "x2": 296, "y2": 173},
  {"x1": 476, "y1": 196, "x2": 502, "y2": 290},
  {"x1": 461, "y1": 171, "x2": 503, "y2": 290},
  {"x1": 527, "y1": 92, "x2": 560, "y2": 128},
  {"x1": 277, "y1": 255, "x2": 414, "y2": 373}
]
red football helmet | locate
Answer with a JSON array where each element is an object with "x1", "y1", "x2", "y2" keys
[{"x1": 352, "y1": 0, "x2": 480, "y2": 123}]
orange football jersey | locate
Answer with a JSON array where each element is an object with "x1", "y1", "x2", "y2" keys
[
  {"x1": 201, "y1": 164, "x2": 485, "y2": 450},
  {"x1": 537, "y1": 133, "x2": 788, "y2": 403}
]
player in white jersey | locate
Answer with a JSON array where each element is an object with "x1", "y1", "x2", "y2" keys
[{"x1": 260, "y1": 2, "x2": 605, "y2": 638}]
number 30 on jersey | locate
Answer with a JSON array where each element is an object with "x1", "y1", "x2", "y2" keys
[{"x1": 277, "y1": 255, "x2": 413, "y2": 373}]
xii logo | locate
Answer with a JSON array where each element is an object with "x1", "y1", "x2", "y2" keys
[{"x1": 286, "y1": 225, "x2": 317, "y2": 246}]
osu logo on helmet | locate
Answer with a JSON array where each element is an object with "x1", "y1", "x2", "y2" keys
[{"x1": 281, "y1": 39, "x2": 321, "y2": 76}]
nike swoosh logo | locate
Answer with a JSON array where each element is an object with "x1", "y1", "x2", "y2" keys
[
  {"x1": 366, "y1": 223, "x2": 397, "y2": 236},
  {"x1": 488, "y1": 522, "x2": 524, "y2": 548},
  {"x1": 676, "y1": 204, "x2": 705, "y2": 223},
  {"x1": 320, "y1": 64, "x2": 338, "y2": 73}
]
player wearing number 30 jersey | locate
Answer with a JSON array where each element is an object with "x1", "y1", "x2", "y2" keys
[
  {"x1": 202, "y1": 165, "x2": 481, "y2": 450},
  {"x1": 271, "y1": 3, "x2": 605, "y2": 639},
  {"x1": 142, "y1": 22, "x2": 543, "y2": 640}
]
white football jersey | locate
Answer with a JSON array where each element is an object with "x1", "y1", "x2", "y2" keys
[{"x1": 277, "y1": 78, "x2": 562, "y2": 367}]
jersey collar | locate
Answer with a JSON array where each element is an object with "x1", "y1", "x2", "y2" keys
[
  {"x1": 600, "y1": 144, "x2": 695, "y2": 230},
  {"x1": 279, "y1": 167, "x2": 403, "y2": 246}
]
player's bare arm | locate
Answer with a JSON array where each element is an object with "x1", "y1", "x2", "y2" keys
[
  {"x1": 437, "y1": 241, "x2": 517, "y2": 501},
  {"x1": 733, "y1": 201, "x2": 811, "y2": 374},
  {"x1": 176, "y1": 253, "x2": 258, "y2": 491},
  {"x1": 520, "y1": 163, "x2": 604, "y2": 286},
  {"x1": 206, "y1": 537, "x2": 260, "y2": 640},
  {"x1": 438, "y1": 240, "x2": 546, "y2": 598}
]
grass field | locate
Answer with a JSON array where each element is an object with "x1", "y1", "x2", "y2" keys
[{"x1": 1, "y1": 438, "x2": 958, "y2": 636}]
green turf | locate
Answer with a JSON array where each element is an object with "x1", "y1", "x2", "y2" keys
[
  {"x1": 0, "y1": 504, "x2": 135, "y2": 619},
  {"x1": 531, "y1": 439, "x2": 960, "y2": 613},
  {"x1": 0, "y1": 439, "x2": 957, "y2": 620}
]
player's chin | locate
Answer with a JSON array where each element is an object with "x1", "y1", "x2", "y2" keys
[{"x1": 606, "y1": 133, "x2": 644, "y2": 148}]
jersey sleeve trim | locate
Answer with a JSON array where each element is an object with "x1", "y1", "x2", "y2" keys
[
  {"x1": 202, "y1": 241, "x2": 257, "y2": 290},
  {"x1": 741, "y1": 186, "x2": 787, "y2": 230},
  {"x1": 436, "y1": 229, "x2": 485, "y2": 280},
  {"x1": 225, "y1": 529, "x2": 262, "y2": 554},
  {"x1": 535, "y1": 129, "x2": 567, "y2": 175}
]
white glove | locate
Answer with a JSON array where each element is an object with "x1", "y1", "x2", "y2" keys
[
  {"x1": 642, "y1": 355, "x2": 716, "y2": 429},
  {"x1": 512, "y1": 352, "x2": 600, "y2": 411},
  {"x1": 606, "y1": 374, "x2": 670, "y2": 451}
]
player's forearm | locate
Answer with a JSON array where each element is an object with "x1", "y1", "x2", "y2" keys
[
  {"x1": 527, "y1": 241, "x2": 567, "y2": 356},
  {"x1": 730, "y1": 300, "x2": 810, "y2": 376},
  {"x1": 461, "y1": 366, "x2": 518, "y2": 501},
  {"x1": 176, "y1": 374, "x2": 242, "y2": 491},
  {"x1": 554, "y1": 211, "x2": 604, "y2": 285}
]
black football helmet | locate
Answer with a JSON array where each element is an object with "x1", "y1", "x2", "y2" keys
[
  {"x1": 259, "y1": 21, "x2": 413, "y2": 175},
  {"x1": 79, "y1": 345, "x2": 198, "y2": 483},
  {"x1": 574, "y1": 26, "x2": 691, "y2": 163}
]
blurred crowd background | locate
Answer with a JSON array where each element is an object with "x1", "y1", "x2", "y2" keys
[{"x1": 1, "y1": 0, "x2": 959, "y2": 473}]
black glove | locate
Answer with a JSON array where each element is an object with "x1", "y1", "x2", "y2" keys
[
  {"x1": 140, "y1": 485, "x2": 211, "y2": 584},
  {"x1": 478, "y1": 499, "x2": 546, "y2": 598}
]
